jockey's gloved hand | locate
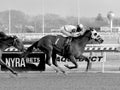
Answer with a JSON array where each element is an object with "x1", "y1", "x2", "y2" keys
[{"x1": 72, "y1": 33, "x2": 80, "y2": 37}]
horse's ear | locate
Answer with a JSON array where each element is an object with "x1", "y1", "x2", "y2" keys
[{"x1": 89, "y1": 27, "x2": 94, "y2": 31}]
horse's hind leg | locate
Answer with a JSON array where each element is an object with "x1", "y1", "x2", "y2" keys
[
  {"x1": 44, "y1": 46, "x2": 53, "y2": 66},
  {"x1": 46, "y1": 52, "x2": 59, "y2": 73},
  {"x1": 44, "y1": 47, "x2": 59, "y2": 72},
  {"x1": 52, "y1": 52, "x2": 66, "y2": 74},
  {"x1": 46, "y1": 53, "x2": 52, "y2": 66}
]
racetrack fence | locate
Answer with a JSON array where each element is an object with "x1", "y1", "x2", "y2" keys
[
  {"x1": 1, "y1": 44, "x2": 120, "y2": 73},
  {"x1": 1, "y1": 32, "x2": 120, "y2": 72}
]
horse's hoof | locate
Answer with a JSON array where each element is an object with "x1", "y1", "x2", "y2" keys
[
  {"x1": 63, "y1": 71, "x2": 68, "y2": 75},
  {"x1": 55, "y1": 70, "x2": 59, "y2": 73},
  {"x1": 64, "y1": 64, "x2": 69, "y2": 69},
  {"x1": 63, "y1": 71, "x2": 66, "y2": 74},
  {"x1": 9, "y1": 73, "x2": 18, "y2": 78},
  {"x1": 13, "y1": 72, "x2": 18, "y2": 76},
  {"x1": 85, "y1": 69, "x2": 89, "y2": 72}
]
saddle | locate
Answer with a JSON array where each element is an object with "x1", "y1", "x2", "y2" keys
[{"x1": 54, "y1": 35, "x2": 72, "y2": 56}]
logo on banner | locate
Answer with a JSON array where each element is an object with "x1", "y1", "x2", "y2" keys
[
  {"x1": 1, "y1": 53, "x2": 46, "y2": 71},
  {"x1": 5, "y1": 57, "x2": 40, "y2": 67},
  {"x1": 56, "y1": 55, "x2": 104, "y2": 62}
]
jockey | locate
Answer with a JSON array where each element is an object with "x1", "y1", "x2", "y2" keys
[
  {"x1": 60, "y1": 24, "x2": 85, "y2": 37},
  {"x1": 60, "y1": 24, "x2": 85, "y2": 54}
]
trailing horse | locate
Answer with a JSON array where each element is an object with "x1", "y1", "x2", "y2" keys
[
  {"x1": 22, "y1": 28, "x2": 104, "y2": 73},
  {"x1": 0, "y1": 35, "x2": 25, "y2": 76}
]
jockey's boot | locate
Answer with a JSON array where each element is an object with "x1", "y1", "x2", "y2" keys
[{"x1": 62, "y1": 37, "x2": 72, "y2": 55}]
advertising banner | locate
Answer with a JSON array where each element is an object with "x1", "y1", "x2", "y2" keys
[
  {"x1": 1, "y1": 52, "x2": 46, "y2": 71},
  {"x1": 56, "y1": 52, "x2": 104, "y2": 63}
]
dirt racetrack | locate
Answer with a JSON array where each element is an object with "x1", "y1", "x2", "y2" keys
[{"x1": 0, "y1": 71, "x2": 120, "y2": 90}]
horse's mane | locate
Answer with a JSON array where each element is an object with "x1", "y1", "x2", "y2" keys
[
  {"x1": 73, "y1": 29, "x2": 91, "y2": 40},
  {"x1": 82, "y1": 29, "x2": 91, "y2": 37}
]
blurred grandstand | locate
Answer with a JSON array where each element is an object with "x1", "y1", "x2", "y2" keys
[{"x1": 7, "y1": 30, "x2": 120, "y2": 45}]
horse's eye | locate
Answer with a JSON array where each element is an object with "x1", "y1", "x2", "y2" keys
[{"x1": 94, "y1": 33, "x2": 97, "y2": 36}]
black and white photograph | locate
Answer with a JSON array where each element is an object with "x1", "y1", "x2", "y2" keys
[{"x1": 0, "y1": 0, "x2": 120, "y2": 90}]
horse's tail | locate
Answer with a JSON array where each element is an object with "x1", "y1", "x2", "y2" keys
[
  {"x1": 22, "y1": 41, "x2": 39, "y2": 58},
  {"x1": 27, "y1": 41, "x2": 39, "y2": 52}
]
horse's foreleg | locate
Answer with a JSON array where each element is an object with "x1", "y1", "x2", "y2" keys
[
  {"x1": 64, "y1": 55, "x2": 78, "y2": 69},
  {"x1": 52, "y1": 52, "x2": 66, "y2": 74},
  {"x1": 0, "y1": 59, "x2": 17, "y2": 75},
  {"x1": 79, "y1": 55, "x2": 90, "y2": 71},
  {"x1": 84, "y1": 57, "x2": 90, "y2": 72},
  {"x1": 0, "y1": 50, "x2": 17, "y2": 76}
]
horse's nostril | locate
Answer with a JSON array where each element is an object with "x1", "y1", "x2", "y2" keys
[
  {"x1": 102, "y1": 40, "x2": 104, "y2": 43},
  {"x1": 100, "y1": 39, "x2": 104, "y2": 43}
]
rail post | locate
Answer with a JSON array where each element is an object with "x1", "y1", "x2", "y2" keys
[{"x1": 101, "y1": 51, "x2": 106, "y2": 73}]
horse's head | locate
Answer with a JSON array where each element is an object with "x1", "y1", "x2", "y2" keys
[
  {"x1": 89, "y1": 28, "x2": 104, "y2": 44},
  {"x1": 10, "y1": 35, "x2": 25, "y2": 52}
]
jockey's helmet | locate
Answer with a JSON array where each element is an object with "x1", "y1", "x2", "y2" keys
[
  {"x1": 76, "y1": 24, "x2": 84, "y2": 32},
  {"x1": 79, "y1": 24, "x2": 84, "y2": 29}
]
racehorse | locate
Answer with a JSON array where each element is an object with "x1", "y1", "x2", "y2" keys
[
  {"x1": 22, "y1": 28, "x2": 104, "y2": 74},
  {"x1": 0, "y1": 35, "x2": 25, "y2": 76}
]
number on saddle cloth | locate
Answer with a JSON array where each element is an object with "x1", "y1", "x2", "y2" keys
[
  {"x1": 54, "y1": 35, "x2": 66, "y2": 49},
  {"x1": 54, "y1": 35, "x2": 72, "y2": 55},
  {"x1": 64, "y1": 37, "x2": 72, "y2": 46}
]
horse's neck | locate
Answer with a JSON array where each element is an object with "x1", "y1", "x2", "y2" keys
[{"x1": 74, "y1": 36, "x2": 89, "y2": 47}]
